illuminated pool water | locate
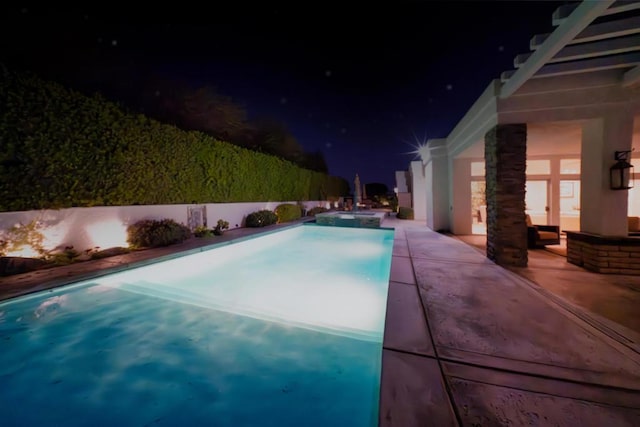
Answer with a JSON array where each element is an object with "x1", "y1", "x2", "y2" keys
[{"x1": 0, "y1": 224, "x2": 394, "y2": 426}]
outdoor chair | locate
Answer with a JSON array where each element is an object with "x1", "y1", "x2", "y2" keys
[
  {"x1": 526, "y1": 214, "x2": 560, "y2": 248},
  {"x1": 629, "y1": 216, "x2": 640, "y2": 236}
]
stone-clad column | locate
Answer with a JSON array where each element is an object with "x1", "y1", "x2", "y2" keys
[{"x1": 485, "y1": 124, "x2": 528, "y2": 267}]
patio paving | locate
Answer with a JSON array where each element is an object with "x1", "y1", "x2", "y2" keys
[
  {"x1": 1, "y1": 215, "x2": 640, "y2": 426},
  {"x1": 382, "y1": 219, "x2": 640, "y2": 426}
]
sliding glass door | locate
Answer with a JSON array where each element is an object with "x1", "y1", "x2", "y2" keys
[{"x1": 525, "y1": 180, "x2": 549, "y2": 225}]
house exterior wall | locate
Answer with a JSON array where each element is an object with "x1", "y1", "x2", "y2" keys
[
  {"x1": 425, "y1": 161, "x2": 434, "y2": 228},
  {"x1": 397, "y1": 193, "x2": 412, "y2": 209},
  {"x1": 410, "y1": 161, "x2": 426, "y2": 221},
  {"x1": 432, "y1": 150, "x2": 450, "y2": 232},
  {"x1": 422, "y1": 139, "x2": 450, "y2": 231},
  {"x1": 408, "y1": 5, "x2": 640, "y2": 273},
  {"x1": 580, "y1": 113, "x2": 634, "y2": 236},
  {"x1": 451, "y1": 158, "x2": 472, "y2": 234}
]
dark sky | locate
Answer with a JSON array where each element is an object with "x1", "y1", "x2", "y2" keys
[{"x1": 0, "y1": 1, "x2": 568, "y2": 191}]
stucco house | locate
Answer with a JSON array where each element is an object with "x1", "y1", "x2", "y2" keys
[{"x1": 407, "y1": 1, "x2": 640, "y2": 273}]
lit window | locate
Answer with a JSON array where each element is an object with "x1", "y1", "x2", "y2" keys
[
  {"x1": 471, "y1": 162, "x2": 485, "y2": 177},
  {"x1": 560, "y1": 159, "x2": 580, "y2": 174},
  {"x1": 526, "y1": 160, "x2": 550, "y2": 175}
]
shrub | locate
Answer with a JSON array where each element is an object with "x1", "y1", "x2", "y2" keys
[
  {"x1": 307, "y1": 206, "x2": 328, "y2": 217},
  {"x1": 47, "y1": 246, "x2": 80, "y2": 265},
  {"x1": 275, "y1": 203, "x2": 302, "y2": 223},
  {"x1": 245, "y1": 210, "x2": 278, "y2": 228},
  {"x1": 126, "y1": 219, "x2": 191, "y2": 248},
  {"x1": 389, "y1": 196, "x2": 399, "y2": 212},
  {"x1": 90, "y1": 247, "x2": 130, "y2": 259},
  {"x1": 397, "y1": 207, "x2": 414, "y2": 220},
  {"x1": 194, "y1": 225, "x2": 213, "y2": 238},
  {"x1": 213, "y1": 219, "x2": 229, "y2": 235},
  {"x1": 0, "y1": 68, "x2": 351, "y2": 211}
]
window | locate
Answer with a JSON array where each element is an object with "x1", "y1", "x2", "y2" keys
[
  {"x1": 526, "y1": 160, "x2": 550, "y2": 175},
  {"x1": 560, "y1": 159, "x2": 580, "y2": 174},
  {"x1": 471, "y1": 161, "x2": 485, "y2": 177}
]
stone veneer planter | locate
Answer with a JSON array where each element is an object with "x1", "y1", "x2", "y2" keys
[{"x1": 566, "y1": 231, "x2": 640, "y2": 275}]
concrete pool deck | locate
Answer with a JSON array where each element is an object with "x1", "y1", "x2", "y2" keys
[
  {"x1": 382, "y1": 218, "x2": 640, "y2": 426},
  {"x1": 1, "y1": 215, "x2": 639, "y2": 425}
]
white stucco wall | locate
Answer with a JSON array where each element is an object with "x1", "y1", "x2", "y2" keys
[
  {"x1": 451, "y1": 158, "x2": 472, "y2": 234},
  {"x1": 0, "y1": 201, "x2": 327, "y2": 253},
  {"x1": 395, "y1": 171, "x2": 409, "y2": 193},
  {"x1": 581, "y1": 113, "x2": 634, "y2": 236},
  {"x1": 410, "y1": 161, "x2": 426, "y2": 221},
  {"x1": 422, "y1": 139, "x2": 450, "y2": 232}
]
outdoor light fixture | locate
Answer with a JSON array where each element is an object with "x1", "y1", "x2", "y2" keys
[{"x1": 610, "y1": 150, "x2": 634, "y2": 190}]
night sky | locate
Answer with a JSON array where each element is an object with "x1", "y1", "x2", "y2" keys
[{"x1": 0, "y1": 1, "x2": 568, "y2": 191}]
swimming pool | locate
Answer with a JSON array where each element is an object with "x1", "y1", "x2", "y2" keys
[{"x1": 0, "y1": 224, "x2": 394, "y2": 426}]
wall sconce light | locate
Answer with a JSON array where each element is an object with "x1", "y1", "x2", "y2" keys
[{"x1": 610, "y1": 150, "x2": 634, "y2": 190}]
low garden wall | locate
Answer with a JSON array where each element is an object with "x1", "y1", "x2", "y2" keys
[{"x1": 0, "y1": 201, "x2": 329, "y2": 255}]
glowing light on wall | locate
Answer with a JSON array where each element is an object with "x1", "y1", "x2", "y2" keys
[
  {"x1": 4, "y1": 246, "x2": 40, "y2": 258},
  {"x1": 1, "y1": 220, "x2": 47, "y2": 257},
  {"x1": 41, "y1": 222, "x2": 71, "y2": 250},
  {"x1": 85, "y1": 220, "x2": 128, "y2": 249}
]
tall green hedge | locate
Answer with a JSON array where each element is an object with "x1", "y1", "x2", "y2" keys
[{"x1": 0, "y1": 68, "x2": 349, "y2": 212}]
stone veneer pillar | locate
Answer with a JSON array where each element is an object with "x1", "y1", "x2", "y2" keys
[{"x1": 484, "y1": 124, "x2": 528, "y2": 267}]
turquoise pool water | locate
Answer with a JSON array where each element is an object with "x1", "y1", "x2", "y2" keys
[{"x1": 0, "y1": 224, "x2": 394, "y2": 426}]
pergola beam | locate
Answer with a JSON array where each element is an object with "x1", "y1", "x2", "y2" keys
[
  {"x1": 551, "y1": 34, "x2": 640, "y2": 63},
  {"x1": 623, "y1": 64, "x2": 640, "y2": 86},
  {"x1": 553, "y1": 0, "x2": 640, "y2": 25},
  {"x1": 516, "y1": 35, "x2": 640, "y2": 68},
  {"x1": 552, "y1": 3, "x2": 580, "y2": 26},
  {"x1": 571, "y1": 15, "x2": 640, "y2": 44},
  {"x1": 533, "y1": 52, "x2": 640, "y2": 79},
  {"x1": 602, "y1": 0, "x2": 640, "y2": 16},
  {"x1": 530, "y1": 15, "x2": 640, "y2": 51},
  {"x1": 500, "y1": 0, "x2": 615, "y2": 99}
]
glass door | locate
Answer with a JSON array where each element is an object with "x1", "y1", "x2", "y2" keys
[
  {"x1": 559, "y1": 180, "x2": 580, "y2": 232},
  {"x1": 471, "y1": 180, "x2": 486, "y2": 234},
  {"x1": 525, "y1": 180, "x2": 549, "y2": 225}
]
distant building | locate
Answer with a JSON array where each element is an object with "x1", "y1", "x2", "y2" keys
[
  {"x1": 395, "y1": 161, "x2": 426, "y2": 221},
  {"x1": 394, "y1": 170, "x2": 411, "y2": 210}
]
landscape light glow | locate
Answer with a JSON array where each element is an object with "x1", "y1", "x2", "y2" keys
[
  {"x1": 85, "y1": 219, "x2": 128, "y2": 248},
  {"x1": 4, "y1": 245, "x2": 40, "y2": 258},
  {"x1": 41, "y1": 222, "x2": 71, "y2": 250}
]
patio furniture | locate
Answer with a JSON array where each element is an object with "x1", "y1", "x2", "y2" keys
[{"x1": 526, "y1": 214, "x2": 560, "y2": 248}]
